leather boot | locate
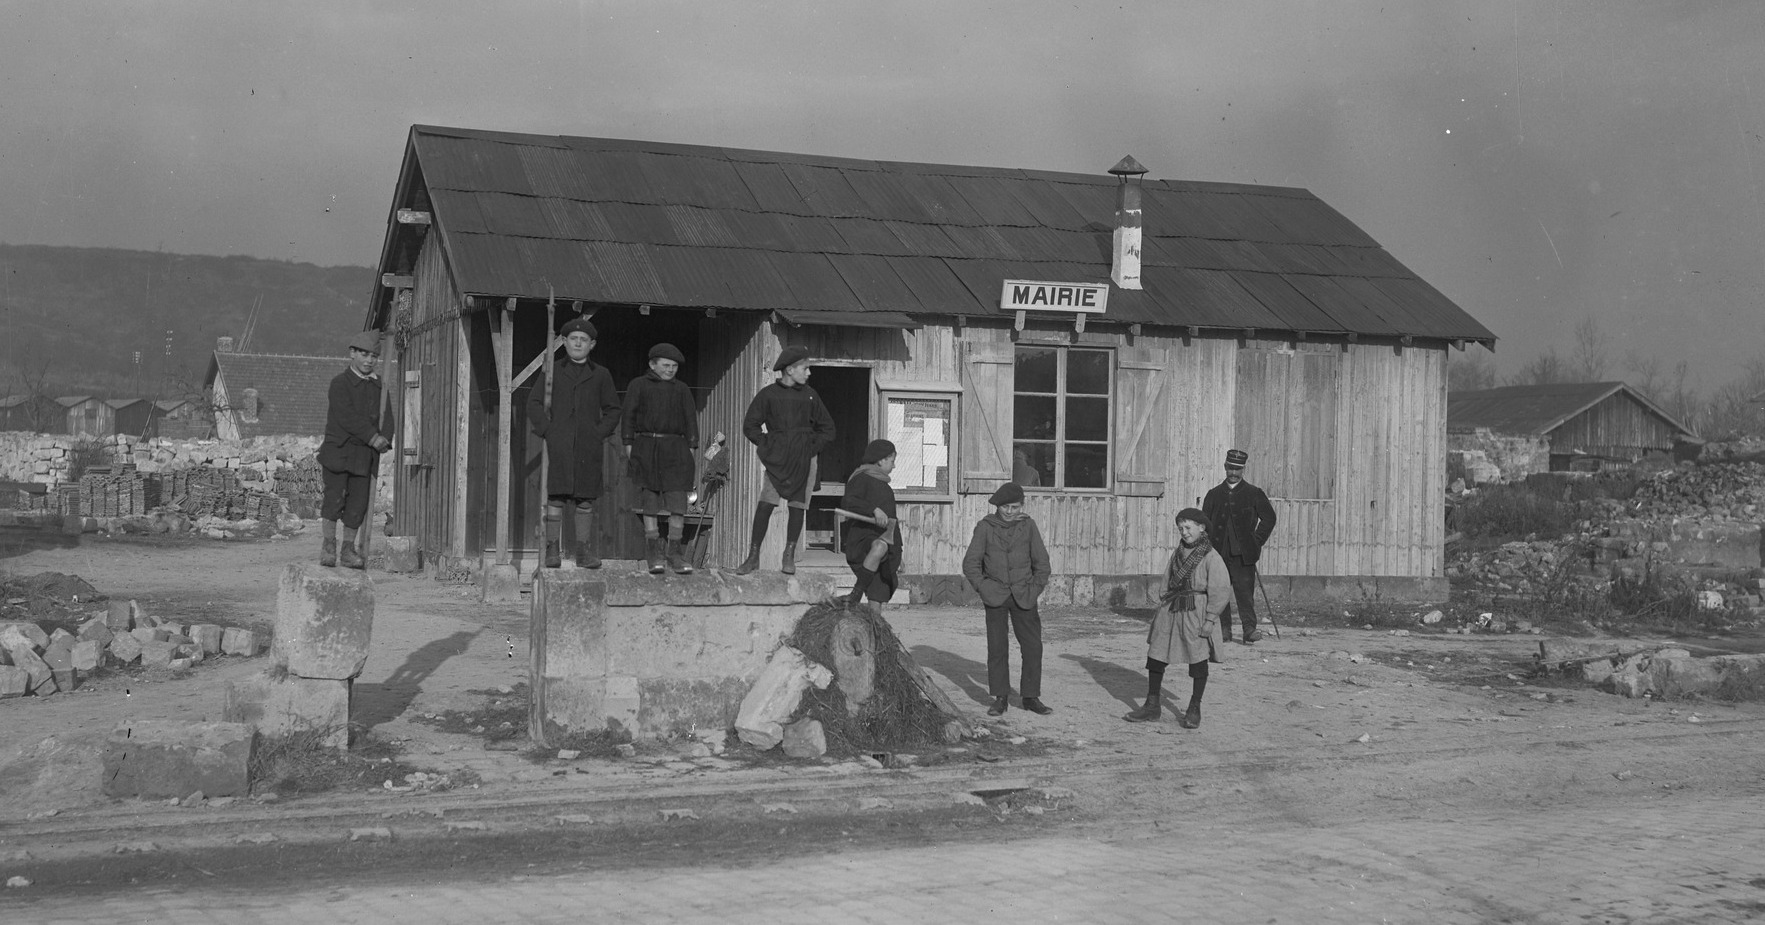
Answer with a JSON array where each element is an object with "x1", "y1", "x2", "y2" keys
[
  {"x1": 1180, "y1": 704, "x2": 1202, "y2": 729},
  {"x1": 646, "y1": 537, "x2": 665, "y2": 575},
  {"x1": 666, "y1": 539, "x2": 692, "y2": 575},
  {"x1": 1123, "y1": 697, "x2": 1162, "y2": 723},
  {"x1": 733, "y1": 544, "x2": 762, "y2": 575},
  {"x1": 845, "y1": 567, "x2": 875, "y2": 604},
  {"x1": 320, "y1": 536, "x2": 337, "y2": 568},
  {"x1": 780, "y1": 542, "x2": 796, "y2": 575},
  {"x1": 543, "y1": 540, "x2": 561, "y2": 569},
  {"x1": 339, "y1": 540, "x2": 365, "y2": 570},
  {"x1": 576, "y1": 539, "x2": 601, "y2": 570}
]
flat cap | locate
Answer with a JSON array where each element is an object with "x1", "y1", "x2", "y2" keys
[
  {"x1": 561, "y1": 317, "x2": 598, "y2": 339},
  {"x1": 347, "y1": 330, "x2": 383, "y2": 354},
  {"x1": 648, "y1": 343, "x2": 685, "y2": 364},
  {"x1": 773, "y1": 345, "x2": 811, "y2": 371}
]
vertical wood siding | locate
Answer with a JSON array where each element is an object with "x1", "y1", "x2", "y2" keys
[
  {"x1": 1548, "y1": 392, "x2": 1683, "y2": 458},
  {"x1": 389, "y1": 235, "x2": 469, "y2": 560}
]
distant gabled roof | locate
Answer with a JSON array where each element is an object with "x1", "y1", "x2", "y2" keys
[
  {"x1": 55, "y1": 396, "x2": 94, "y2": 407},
  {"x1": 0, "y1": 395, "x2": 53, "y2": 409},
  {"x1": 370, "y1": 125, "x2": 1496, "y2": 344},
  {"x1": 210, "y1": 353, "x2": 341, "y2": 438},
  {"x1": 1448, "y1": 382, "x2": 1693, "y2": 437},
  {"x1": 103, "y1": 398, "x2": 148, "y2": 410}
]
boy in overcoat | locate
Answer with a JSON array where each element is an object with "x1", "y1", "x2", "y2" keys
[
  {"x1": 318, "y1": 329, "x2": 395, "y2": 569},
  {"x1": 961, "y1": 482, "x2": 1053, "y2": 717},
  {"x1": 622, "y1": 342, "x2": 699, "y2": 575},
  {"x1": 1201, "y1": 448, "x2": 1278, "y2": 643},
  {"x1": 734, "y1": 345, "x2": 834, "y2": 574},
  {"x1": 840, "y1": 439, "x2": 902, "y2": 605},
  {"x1": 527, "y1": 317, "x2": 621, "y2": 569}
]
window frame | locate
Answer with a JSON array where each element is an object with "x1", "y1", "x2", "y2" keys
[
  {"x1": 874, "y1": 379, "x2": 959, "y2": 503},
  {"x1": 1011, "y1": 343, "x2": 1114, "y2": 492}
]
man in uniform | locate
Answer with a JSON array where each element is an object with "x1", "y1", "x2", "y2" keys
[
  {"x1": 527, "y1": 317, "x2": 621, "y2": 569},
  {"x1": 318, "y1": 329, "x2": 395, "y2": 569},
  {"x1": 1202, "y1": 448, "x2": 1278, "y2": 643},
  {"x1": 734, "y1": 345, "x2": 835, "y2": 575}
]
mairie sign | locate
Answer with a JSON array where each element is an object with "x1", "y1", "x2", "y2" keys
[{"x1": 999, "y1": 279, "x2": 1109, "y2": 314}]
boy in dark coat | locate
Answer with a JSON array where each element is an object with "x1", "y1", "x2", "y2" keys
[
  {"x1": 840, "y1": 439, "x2": 902, "y2": 605},
  {"x1": 734, "y1": 346, "x2": 835, "y2": 574},
  {"x1": 962, "y1": 482, "x2": 1052, "y2": 716},
  {"x1": 527, "y1": 317, "x2": 621, "y2": 569},
  {"x1": 1201, "y1": 448, "x2": 1278, "y2": 643},
  {"x1": 622, "y1": 343, "x2": 699, "y2": 575},
  {"x1": 318, "y1": 329, "x2": 395, "y2": 569}
]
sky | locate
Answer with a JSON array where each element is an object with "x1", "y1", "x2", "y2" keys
[{"x1": 2, "y1": 0, "x2": 1763, "y2": 389}]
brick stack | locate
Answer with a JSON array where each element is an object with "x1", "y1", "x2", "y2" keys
[
  {"x1": 272, "y1": 459, "x2": 325, "y2": 519},
  {"x1": 78, "y1": 472, "x2": 164, "y2": 517}
]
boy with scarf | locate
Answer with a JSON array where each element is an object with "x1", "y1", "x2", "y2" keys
[
  {"x1": 1126, "y1": 507, "x2": 1230, "y2": 728},
  {"x1": 962, "y1": 482, "x2": 1053, "y2": 717},
  {"x1": 840, "y1": 439, "x2": 903, "y2": 605},
  {"x1": 622, "y1": 342, "x2": 699, "y2": 575}
]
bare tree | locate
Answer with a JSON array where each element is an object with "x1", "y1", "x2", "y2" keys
[
  {"x1": 1506, "y1": 348, "x2": 1568, "y2": 386},
  {"x1": 1624, "y1": 349, "x2": 1664, "y2": 399},
  {"x1": 9, "y1": 352, "x2": 57, "y2": 432},
  {"x1": 1699, "y1": 358, "x2": 1765, "y2": 438},
  {"x1": 1570, "y1": 317, "x2": 1608, "y2": 381},
  {"x1": 1447, "y1": 353, "x2": 1497, "y2": 392}
]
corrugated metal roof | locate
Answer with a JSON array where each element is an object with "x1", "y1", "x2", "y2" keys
[
  {"x1": 1448, "y1": 382, "x2": 1694, "y2": 437},
  {"x1": 387, "y1": 125, "x2": 1495, "y2": 343}
]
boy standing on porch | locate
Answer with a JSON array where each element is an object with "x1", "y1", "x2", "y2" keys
[
  {"x1": 622, "y1": 343, "x2": 699, "y2": 576},
  {"x1": 527, "y1": 317, "x2": 621, "y2": 569},
  {"x1": 318, "y1": 329, "x2": 395, "y2": 569},
  {"x1": 734, "y1": 346, "x2": 835, "y2": 575}
]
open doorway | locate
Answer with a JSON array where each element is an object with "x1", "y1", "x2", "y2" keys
[{"x1": 806, "y1": 365, "x2": 870, "y2": 553}]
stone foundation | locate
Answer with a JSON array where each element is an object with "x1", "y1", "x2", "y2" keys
[{"x1": 529, "y1": 570, "x2": 838, "y2": 744}]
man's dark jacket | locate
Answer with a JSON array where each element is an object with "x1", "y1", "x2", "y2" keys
[
  {"x1": 528, "y1": 359, "x2": 621, "y2": 499},
  {"x1": 741, "y1": 381, "x2": 835, "y2": 500},
  {"x1": 318, "y1": 370, "x2": 393, "y2": 477},
  {"x1": 1202, "y1": 478, "x2": 1278, "y2": 565}
]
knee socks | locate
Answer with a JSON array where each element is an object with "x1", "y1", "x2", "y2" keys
[
  {"x1": 786, "y1": 507, "x2": 804, "y2": 547},
  {"x1": 668, "y1": 514, "x2": 685, "y2": 542},
  {"x1": 1145, "y1": 658, "x2": 1167, "y2": 703},
  {"x1": 544, "y1": 503, "x2": 563, "y2": 543},
  {"x1": 1187, "y1": 660, "x2": 1209, "y2": 708},
  {"x1": 572, "y1": 503, "x2": 592, "y2": 546},
  {"x1": 749, "y1": 502, "x2": 776, "y2": 547}
]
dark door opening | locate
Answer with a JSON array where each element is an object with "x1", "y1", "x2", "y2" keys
[{"x1": 806, "y1": 365, "x2": 870, "y2": 551}]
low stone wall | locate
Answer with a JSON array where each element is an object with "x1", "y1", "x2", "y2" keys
[
  {"x1": 529, "y1": 571, "x2": 839, "y2": 743},
  {"x1": 0, "y1": 431, "x2": 319, "y2": 487},
  {"x1": 897, "y1": 573, "x2": 1449, "y2": 608},
  {"x1": 1448, "y1": 428, "x2": 1551, "y2": 483}
]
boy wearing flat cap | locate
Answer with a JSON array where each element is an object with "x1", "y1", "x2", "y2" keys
[
  {"x1": 962, "y1": 482, "x2": 1053, "y2": 717},
  {"x1": 317, "y1": 329, "x2": 395, "y2": 569},
  {"x1": 622, "y1": 343, "x2": 699, "y2": 575},
  {"x1": 527, "y1": 317, "x2": 621, "y2": 569},
  {"x1": 1202, "y1": 448, "x2": 1278, "y2": 643},
  {"x1": 840, "y1": 439, "x2": 902, "y2": 605},
  {"x1": 734, "y1": 345, "x2": 835, "y2": 574}
]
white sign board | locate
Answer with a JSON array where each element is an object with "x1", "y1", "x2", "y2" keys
[{"x1": 1000, "y1": 279, "x2": 1109, "y2": 314}]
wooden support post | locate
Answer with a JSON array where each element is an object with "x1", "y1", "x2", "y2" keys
[
  {"x1": 1014, "y1": 310, "x2": 1026, "y2": 331},
  {"x1": 494, "y1": 297, "x2": 516, "y2": 566},
  {"x1": 1073, "y1": 312, "x2": 1086, "y2": 334}
]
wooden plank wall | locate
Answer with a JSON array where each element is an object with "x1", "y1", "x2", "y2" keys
[
  {"x1": 1332, "y1": 341, "x2": 1445, "y2": 577},
  {"x1": 390, "y1": 234, "x2": 469, "y2": 560},
  {"x1": 1549, "y1": 392, "x2": 1681, "y2": 458}
]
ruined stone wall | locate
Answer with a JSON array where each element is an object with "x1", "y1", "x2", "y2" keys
[
  {"x1": 0, "y1": 432, "x2": 319, "y2": 489},
  {"x1": 1447, "y1": 429, "x2": 1551, "y2": 483}
]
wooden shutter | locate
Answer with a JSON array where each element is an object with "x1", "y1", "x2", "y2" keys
[
  {"x1": 1114, "y1": 344, "x2": 1171, "y2": 497},
  {"x1": 402, "y1": 368, "x2": 422, "y2": 462},
  {"x1": 959, "y1": 335, "x2": 1014, "y2": 494}
]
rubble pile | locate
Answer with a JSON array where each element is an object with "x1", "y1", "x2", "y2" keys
[
  {"x1": 0, "y1": 592, "x2": 264, "y2": 699},
  {"x1": 1628, "y1": 461, "x2": 1765, "y2": 522}
]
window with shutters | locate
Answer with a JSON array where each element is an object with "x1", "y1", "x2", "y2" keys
[{"x1": 1012, "y1": 345, "x2": 1111, "y2": 490}]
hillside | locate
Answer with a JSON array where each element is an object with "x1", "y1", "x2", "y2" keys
[{"x1": 0, "y1": 244, "x2": 374, "y2": 399}]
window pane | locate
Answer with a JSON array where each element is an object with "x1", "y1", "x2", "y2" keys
[
  {"x1": 1065, "y1": 444, "x2": 1108, "y2": 488},
  {"x1": 1065, "y1": 396, "x2": 1109, "y2": 441},
  {"x1": 1013, "y1": 442, "x2": 1054, "y2": 488},
  {"x1": 1067, "y1": 349, "x2": 1110, "y2": 394},
  {"x1": 1015, "y1": 346, "x2": 1058, "y2": 393},
  {"x1": 1014, "y1": 395, "x2": 1057, "y2": 440}
]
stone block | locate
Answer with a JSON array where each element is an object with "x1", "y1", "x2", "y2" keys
[
  {"x1": 272, "y1": 563, "x2": 374, "y2": 680},
  {"x1": 109, "y1": 633, "x2": 144, "y2": 664},
  {"x1": 106, "y1": 600, "x2": 134, "y2": 632},
  {"x1": 479, "y1": 562, "x2": 522, "y2": 603},
  {"x1": 78, "y1": 618, "x2": 115, "y2": 647},
  {"x1": 380, "y1": 536, "x2": 421, "y2": 574},
  {"x1": 189, "y1": 625, "x2": 223, "y2": 655},
  {"x1": 100, "y1": 721, "x2": 253, "y2": 799},
  {"x1": 71, "y1": 639, "x2": 103, "y2": 672},
  {"x1": 0, "y1": 665, "x2": 28, "y2": 699},
  {"x1": 161, "y1": 623, "x2": 186, "y2": 639},
  {"x1": 223, "y1": 672, "x2": 352, "y2": 748},
  {"x1": 139, "y1": 641, "x2": 177, "y2": 668},
  {"x1": 0, "y1": 622, "x2": 46, "y2": 652},
  {"x1": 781, "y1": 718, "x2": 827, "y2": 758},
  {"x1": 48, "y1": 628, "x2": 75, "y2": 646},
  {"x1": 131, "y1": 627, "x2": 168, "y2": 644},
  {"x1": 2, "y1": 641, "x2": 50, "y2": 692},
  {"x1": 175, "y1": 643, "x2": 203, "y2": 662},
  {"x1": 735, "y1": 646, "x2": 833, "y2": 749},
  {"x1": 130, "y1": 600, "x2": 159, "y2": 628},
  {"x1": 221, "y1": 627, "x2": 262, "y2": 657}
]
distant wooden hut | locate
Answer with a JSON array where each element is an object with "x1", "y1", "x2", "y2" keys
[
  {"x1": 0, "y1": 394, "x2": 62, "y2": 433},
  {"x1": 58, "y1": 396, "x2": 110, "y2": 438},
  {"x1": 105, "y1": 399, "x2": 157, "y2": 440},
  {"x1": 1449, "y1": 382, "x2": 1695, "y2": 477},
  {"x1": 365, "y1": 125, "x2": 1495, "y2": 601}
]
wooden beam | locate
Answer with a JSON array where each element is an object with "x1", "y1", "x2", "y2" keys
[
  {"x1": 1401, "y1": 335, "x2": 1415, "y2": 347},
  {"x1": 396, "y1": 210, "x2": 432, "y2": 225},
  {"x1": 1073, "y1": 312, "x2": 1087, "y2": 334},
  {"x1": 493, "y1": 298, "x2": 516, "y2": 566},
  {"x1": 705, "y1": 308, "x2": 717, "y2": 318},
  {"x1": 380, "y1": 274, "x2": 414, "y2": 290},
  {"x1": 1451, "y1": 339, "x2": 1466, "y2": 351},
  {"x1": 1014, "y1": 310, "x2": 1026, "y2": 332},
  {"x1": 514, "y1": 338, "x2": 560, "y2": 390},
  {"x1": 1129, "y1": 323, "x2": 1142, "y2": 337},
  {"x1": 639, "y1": 304, "x2": 651, "y2": 316}
]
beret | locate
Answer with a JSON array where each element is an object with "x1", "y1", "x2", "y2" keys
[
  {"x1": 561, "y1": 317, "x2": 597, "y2": 339},
  {"x1": 772, "y1": 345, "x2": 811, "y2": 371},
  {"x1": 988, "y1": 482, "x2": 1024, "y2": 506},
  {"x1": 648, "y1": 342, "x2": 685, "y2": 364}
]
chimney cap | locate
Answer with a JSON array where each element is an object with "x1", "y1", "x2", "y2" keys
[{"x1": 1108, "y1": 156, "x2": 1148, "y2": 177}]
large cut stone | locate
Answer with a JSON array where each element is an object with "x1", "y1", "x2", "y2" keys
[
  {"x1": 0, "y1": 622, "x2": 49, "y2": 651},
  {"x1": 139, "y1": 641, "x2": 178, "y2": 668},
  {"x1": 735, "y1": 646, "x2": 834, "y2": 750},
  {"x1": 272, "y1": 563, "x2": 374, "y2": 680},
  {"x1": 0, "y1": 665, "x2": 28, "y2": 698},
  {"x1": 223, "y1": 672, "x2": 352, "y2": 748},
  {"x1": 2, "y1": 641, "x2": 51, "y2": 692},
  {"x1": 781, "y1": 717, "x2": 827, "y2": 758},
  {"x1": 71, "y1": 638, "x2": 104, "y2": 672},
  {"x1": 78, "y1": 617, "x2": 115, "y2": 647},
  {"x1": 189, "y1": 624, "x2": 224, "y2": 655},
  {"x1": 106, "y1": 600, "x2": 135, "y2": 632},
  {"x1": 101, "y1": 721, "x2": 254, "y2": 799},
  {"x1": 109, "y1": 632, "x2": 144, "y2": 664},
  {"x1": 380, "y1": 536, "x2": 421, "y2": 574},
  {"x1": 221, "y1": 627, "x2": 262, "y2": 657}
]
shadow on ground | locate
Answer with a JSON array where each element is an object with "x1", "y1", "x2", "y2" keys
[
  {"x1": 354, "y1": 630, "x2": 482, "y2": 730},
  {"x1": 909, "y1": 644, "x2": 993, "y2": 708}
]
